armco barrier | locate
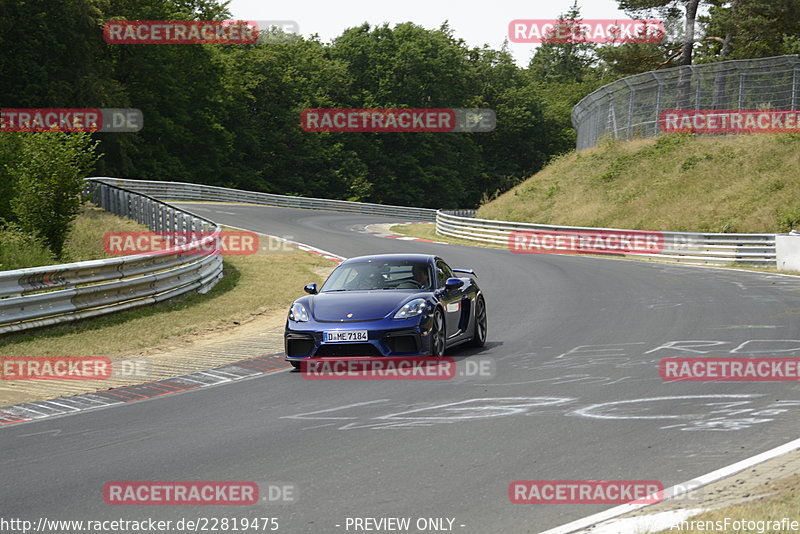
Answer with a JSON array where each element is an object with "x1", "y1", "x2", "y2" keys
[
  {"x1": 436, "y1": 211, "x2": 776, "y2": 266},
  {"x1": 91, "y1": 177, "x2": 438, "y2": 222},
  {"x1": 0, "y1": 180, "x2": 223, "y2": 335}
]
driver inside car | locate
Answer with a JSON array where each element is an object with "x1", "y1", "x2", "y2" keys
[
  {"x1": 345, "y1": 263, "x2": 381, "y2": 290},
  {"x1": 411, "y1": 264, "x2": 431, "y2": 289}
]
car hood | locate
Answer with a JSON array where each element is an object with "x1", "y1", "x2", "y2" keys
[{"x1": 310, "y1": 291, "x2": 423, "y2": 322}]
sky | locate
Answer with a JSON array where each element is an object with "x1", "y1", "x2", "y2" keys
[{"x1": 227, "y1": 0, "x2": 632, "y2": 66}]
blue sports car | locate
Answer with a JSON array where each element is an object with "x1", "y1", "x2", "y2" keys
[{"x1": 284, "y1": 253, "x2": 487, "y2": 368}]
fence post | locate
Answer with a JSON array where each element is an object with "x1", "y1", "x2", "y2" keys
[
  {"x1": 626, "y1": 80, "x2": 634, "y2": 141},
  {"x1": 693, "y1": 65, "x2": 701, "y2": 109},
  {"x1": 738, "y1": 71, "x2": 745, "y2": 109},
  {"x1": 654, "y1": 72, "x2": 662, "y2": 136}
]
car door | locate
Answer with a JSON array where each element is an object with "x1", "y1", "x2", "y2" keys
[{"x1": 436, "y1": 259, "x2": 464, "y2": 339}]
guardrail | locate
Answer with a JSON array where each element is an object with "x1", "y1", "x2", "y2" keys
[
  {"x1": 91, "y1": 177, "x2": 438, "y2": 222},
  {"x1": 0, "y1": 180, "x2": 223, "y2": 335},
  {"x1": 436, "y1": 211, "x2": 776, "y2": 266}
]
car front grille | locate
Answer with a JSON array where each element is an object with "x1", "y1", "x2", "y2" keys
[
  {"x1": 286, "y1": 335, "x2": 315, "y2": 357},
  {"x1": 386, "y1": 335, "x2": 418, "y2": 354}
]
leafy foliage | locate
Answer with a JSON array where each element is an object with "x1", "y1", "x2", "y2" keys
[{"x1": 6, "y1": 134, "x2": 100, "y2": 258}]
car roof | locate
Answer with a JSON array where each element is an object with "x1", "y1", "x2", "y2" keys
[{"x1": 341, "y1": 253, "x2": 436, "y2": 265}]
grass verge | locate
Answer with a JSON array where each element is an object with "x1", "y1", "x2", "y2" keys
[
  {"x1": 478, "y1": 133, "x2": 800, "y2": 233},
  {"x1": 0, "y1": 248, "x2": 333, "y2": 357},
  {"x1": 654, "y1": 473, "x2": 800, "y2": 533},
  {"x1": 0, "y1": 203, "x2": 146, "y2": 271}
]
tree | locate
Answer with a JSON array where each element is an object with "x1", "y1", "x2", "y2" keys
[
  {"x1": 0, "y1": 134, "x2": 23, "y2": 222},
  {"x1": 697, "y1": 0, "x2": 800, "y2": 61},
  {"x1": 524, "y1": 2, "x2": 605, "y2": 165},
  {"x1": 528, "y1": 1, "x2": 597, "y2": 83},
  {"x1": 618, "y1": 0, "x2": 703, "y2": 65},
  {"x1": 10, "y1": 134, "x2": 100, "y2": 258},
  {"x1": 594, "y1": 13, "x2": 685, "y2": 76}
]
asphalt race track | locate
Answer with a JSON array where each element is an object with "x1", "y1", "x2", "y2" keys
[{"x1": 4, "y1": 203, "x2": 800, "y2": 533}]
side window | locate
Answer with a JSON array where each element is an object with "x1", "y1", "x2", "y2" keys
[
  {"x1": 441, "y1": 261, "x2": 455, "y2": 280},
  {"x1": 435, "y1": 260, "x2": 453, "y2": 288}
]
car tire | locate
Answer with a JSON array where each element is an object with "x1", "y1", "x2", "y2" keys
[
  {"x1": 469, "y1": 295, "x2": 487, "y2": 347},
  {"x1": 290, "y1": 361, "x2": 302, "y2": 370},
  {"x1": 430, "y1": 308, "x2": 446, "y2": 357}
]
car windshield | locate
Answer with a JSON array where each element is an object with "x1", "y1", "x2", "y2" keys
[{"x1": 321, "y1": 260, "x2": 432, "y2": 291}]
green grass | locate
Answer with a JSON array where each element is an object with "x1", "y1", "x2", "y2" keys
[
  {"x1": 653, "y1": 473, "x2": 800, "y2": 533},
  {"x1": 0, "y1": 203, "x2": 145, "y2": 270},
  {"x1": 478, "y1": 133, "x2": 800, "y2": 233},
  {"x1": 0, "y1": 225, "x2": 54, "y2": 271},
  {"x1": 60, "y1": 204, "x2": 145, "y2": 262}
]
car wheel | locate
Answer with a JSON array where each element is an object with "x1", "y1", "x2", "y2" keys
[
  {"x1": 430, "y1": 308, "x2": 446, "y2": 357},
  {"x1": 470, "y1": 295, "x2": 487, "y2": 347},
  {"x1": 290, "y1": 361, "x2": 302, "y2": 370}
]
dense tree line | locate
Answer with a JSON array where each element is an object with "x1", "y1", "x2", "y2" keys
[{"x1": 1, "y1": 0, "x2": 798, "y2": 212}]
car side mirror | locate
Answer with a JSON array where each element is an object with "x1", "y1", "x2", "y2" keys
[
  {"x1": 444, "y1": 278, "x2": 464, "y2": 290},
  {"x1": 304, "y1": 283, "x2": 317, "y2": 294}
]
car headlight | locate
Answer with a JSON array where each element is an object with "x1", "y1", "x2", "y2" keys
[
  {"x1": 289, "y1": 302, "x2": 309, "y2": 322},
  {"x1": 393, "y1": 298, "x2": 427, "y2": 319}
]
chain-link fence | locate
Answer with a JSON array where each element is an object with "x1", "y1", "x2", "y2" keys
[{"x1": 572, "y1": 55, "x2": 800, "y2": 150}]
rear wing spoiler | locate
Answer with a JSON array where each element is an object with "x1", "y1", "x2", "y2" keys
[{"x1": 452, "y1": 268, "x2": 476, "y2": 277}]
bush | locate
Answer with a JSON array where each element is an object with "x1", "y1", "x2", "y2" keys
[
  {"x1": 0, "y1": 224, "x2": 54, "y2": 271},
  {"x1": 6, "y1": 133, "x2": 100, "y2": 259}
]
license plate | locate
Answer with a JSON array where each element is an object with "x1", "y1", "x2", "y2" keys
[{"x1": 324, "y1": 330, "x2": 368, "y2": 342}]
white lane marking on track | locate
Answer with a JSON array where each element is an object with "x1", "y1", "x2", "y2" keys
[
  {"x1": 281, "y1": 399, "x2": 390, "y2": 421},
  {"x1": 17, "y1": 429, "x2": 63, "y2": 438},
  {"x1": 572, "y1": 394, "x2": 761, "y2": 420},
  {"x1": 556, "y1": 342, "x2": 646, "y2": 359},
  {"x1": 376, "y1": 397, "x2": 575, "y2": 422}
]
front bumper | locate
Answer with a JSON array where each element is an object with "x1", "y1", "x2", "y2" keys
[{"x1": 284, "y1": 316, "x2": 433, "y2": 361}]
